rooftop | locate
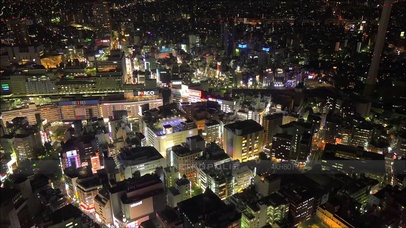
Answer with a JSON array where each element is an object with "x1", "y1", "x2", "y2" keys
[
  {"x1": 224, "y1": 119, "x2": 263, "y2": 136},
  {"x1": 117, "y1": 146, "x2": 163, "y2": 167}
]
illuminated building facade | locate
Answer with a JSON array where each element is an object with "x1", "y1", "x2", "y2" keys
[
  {"x1": 110, "y1": 174, "x2": 165, "y2": 228},
  {"x1": 281, "y1": 186, "x2": 315, "y2": 227},
  {"x1": 167, "y1": 135, "x2": 205, "y2": 182},
  {"x1": 94, "y1": 189, "x2": 113, "y2": 225},
  {"x1": 144, "y1": 118, "x2": 199, "y2": 156},
  {"x1": 316, "y1": 205, "x2": 354, "y2": 228},
  {"x1": 203, "y1": 120, "x2": 221, "y2": 143},
  {"x1": 100, "y1": 99, "x2": 162, "y2": 119},
  {"x1": 62, "y1": 150, "x2": 81, "y2": 170},
  {"x1": 351, "y1": 124, "x2": 374, "y2": 148},
  {"x1": 76, "y1": 175, "x2": 103, "y2": 211},
  {"x1": 263, "y1": 113, "x2": 283, "y2": 145},
  {"x1": 321, "y1": 143, "x2": 386, "y2": 183},
  {"x1": 59, "y1": 100, "x2": 100, "y2": 121},
  {"x1": 223, "y1": 120, "x2": 265, "y2": 162},
  {"x1": 90, "y1": 152, "x2": 101, "y2": 174},
  {"x1": 271, "y1": 133, "x2": 292, "y2": 160}
]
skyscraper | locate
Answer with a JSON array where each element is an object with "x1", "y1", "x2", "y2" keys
[{"x1": 364, "y1": 0, "x2": 393, "y2": 96}]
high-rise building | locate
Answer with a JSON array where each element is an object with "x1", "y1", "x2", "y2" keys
[
  {"x1": 351, "y1": 123, "x2": 374, "y2": 148},
  {"x1": 271, "y1": 133, "x2": 292, "y2": 160},
  {"x1": 364, "y1": 0, "x2": 393, "y2": 96},
  {"x1": 13, "y1": 133, "x2": 40, "y2": 161},
  {"x1": 203, "y1": 120, "x2": 221, "y2": 143},
  {"x1": 92, "y1": 1, "x2": 112, "y2": 41},
  {"x1": 281, "y1": 186, "x2": 315, "y2": 227},
  {"x1": 223, "y1": 120, "x2": 265, "y2": 162},
  {"x1": 263, "y1": 113, "x2": 283, "y2": 145},
  {"x1": 196, "y1": 161, "x2": 236, "y2": 200}
]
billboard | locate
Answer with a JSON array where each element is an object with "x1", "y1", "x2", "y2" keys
[
  {"x1": 128, "y1": 197, "x2": 154, "y2": 220},
  {"x1": 59, "y1": 100, "x2": 99, "y2": 106},
  {"x1": 1, "y1": 83, "x2": 10, "y2": 91},
  {"x1": 238, "y1": 44, "x2": 248, "y2": 49},
  {"x1": 188, "y1": 89, "x2": 202, "y2": 98},
  {"x1": 135, "y1": 90, "x2": 157, "y2": 96}
]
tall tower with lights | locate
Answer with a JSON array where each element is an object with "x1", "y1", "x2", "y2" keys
[{"x1": 363, "y1": 0, "x2": 393, "y2": 97}]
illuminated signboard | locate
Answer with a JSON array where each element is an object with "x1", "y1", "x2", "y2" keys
[
  {"x1": 262, "y1": 47, "x2": 270, "y2": 52},
  {"x1": 136, "y1": 90, "x2": 156, "y2": 96},
  {"x1": 66, "y1": 150, "x2": 77, "y2": 157},
  {"x1": 188, "y1": 89, "x2": 202, "y2": 98},
  {"x1": 172, "y1": 81, "x2": 182, "y2": 85},
  {"x1": 131, "y1": 201, "x2": 142, "y2": 207},
  {"x1": 1, "y1": 83, "x2": 10, "y2": 91},
  {"x1": 238, "y1": 44, "x2": 248, "y2": 49},
  {"x1": 59, "y1": 100, "x2": 99, "y2": 106}
]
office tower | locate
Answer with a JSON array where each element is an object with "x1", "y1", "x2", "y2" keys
[
  {"x1": 76, "y1": 175, "x2": 103, "y2": 211},
  {"x1": 196, "y1": 161, "x2": 235, "y2": 200},
  {"x1": 395, "y1": 133, "x2": 406, "y2": 157},
  {"x1": 364, "y1": 0, "x2": 393, "y2": 96},
  {"x1": 351, "y1": 123, "x2": 374, "y2": 148},
  {"x1": 177, "y1": 188, "x2": 241, "y2": 228},
  {"x1": 117, "y1": 146, "x2": 165, "y2": 180},
  {"x1": 265, "y1": 193, "x2": 290, "y2": 226},
  {"x1": 6, "y1": 18, "x2": 30, "y2": 45},
  {"x1": 204, "y1": 120, "x2": 221, "y2": 143},
  {"x1": 277, "y1": 121, "x2": 313, "y2": 163},
  {"x1": 297, "y1": 133, "x2": 312, "y2": 163},
  {"x1": 263, "y1": 113, "x2": 283, "y2": 145},
  {"x1": 14, "y1": 133, "x2": 40, "y2": 161},
  {"x1": 271, "y1": 133, "x2": 292, "y2": 160},
  {"x1": 109, "y1": 174, "x2": 166, "y2": 227},
  {"x1": 223, "y1": 120, "x2": 265, "y2": 162},
  {"x1": 281, "y1": 186, "x2": 315, "y2": 227}
]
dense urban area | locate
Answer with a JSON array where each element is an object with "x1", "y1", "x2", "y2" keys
[{"x1": 0, "y1": 0, "x2": 405, "y2": 227}]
